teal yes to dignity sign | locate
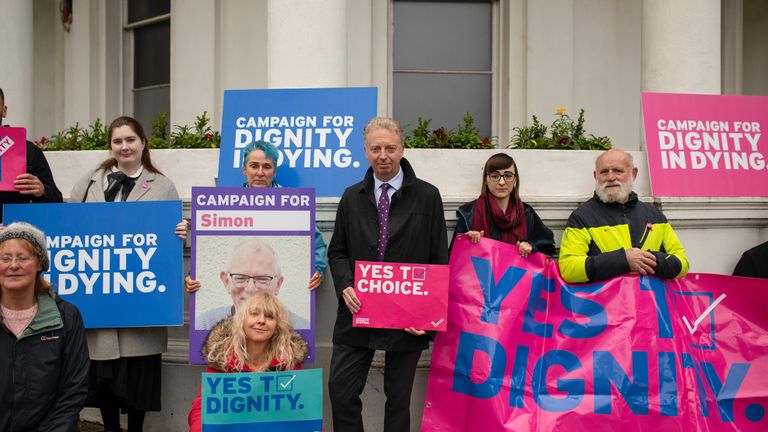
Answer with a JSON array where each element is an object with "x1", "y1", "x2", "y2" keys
[{"x1": 202, "y1": 369, "x2": 322, "y2": 432}]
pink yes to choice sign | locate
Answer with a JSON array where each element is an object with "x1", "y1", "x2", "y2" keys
[
  {"x1": 353, "y1": 261, "x2": 449, "y2": 331},
  {"x1": 642, "y1": 92, "x2": 768, "y2": 197},
  {"x1": 0, "y1": 127, "x2": 27, "y2": 191}
]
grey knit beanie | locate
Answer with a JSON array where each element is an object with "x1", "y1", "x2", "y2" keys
[{"x1": 0, "y1": 222, "x2": 49, "y2": 271}]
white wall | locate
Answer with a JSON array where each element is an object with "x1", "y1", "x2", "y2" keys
[
  {"x1": 7, "y1": 1, "x2": 768, "y2": 429},
  {"x1": 13, "y1": 0, "x2": 767, "y2": 147},
  {"x1": 0, "y1": 0, "x2": 34, "y2": 132}
]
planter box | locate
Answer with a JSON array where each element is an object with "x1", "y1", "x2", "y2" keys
[
  {"x1": 47, "y1": 148, "x2": 645, "y2": 201},
  {"x1": 43, "y1": 147, "x2": 768, "y2": 276},
  {"x1": 404, "y1": 148, "x2": 650, "y2": 201}
]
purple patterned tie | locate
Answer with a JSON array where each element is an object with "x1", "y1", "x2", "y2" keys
[{"x1": 377, "y1": 183, "x2": 391, "y2": 261}]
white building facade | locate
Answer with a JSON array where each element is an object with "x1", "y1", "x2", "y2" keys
[{"x1": 2, "y1": 1, "x2": 768, "y2": 430}]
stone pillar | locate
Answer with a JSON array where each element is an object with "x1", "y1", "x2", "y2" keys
[
  {"x1": 0, "y1": 0, "x2": 34, "y2": 131},
  {"x1": 63, "y1": 0, "x2": 94, "y2": 127},
  {"x1": 171, "y1": 0, "x2": 217, "y2": 127},
  {"x1": 267, "y1": 0, "x2": 347, "y2": 87},
  {"x1": 641, "y1": 0, "x2": 721, "y2": 93}
]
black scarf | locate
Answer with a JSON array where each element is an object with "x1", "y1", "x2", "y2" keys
[{"x1": 104, "y1": 171, "x2": 136, "y2": 202}]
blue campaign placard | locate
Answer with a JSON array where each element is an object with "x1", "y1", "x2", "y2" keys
[
  {"x1": 3, "y1": 201, "x2": 184, "y2": 328},
  {"x1": 202, "y1": 369, "x2": 323, "y2": 432},
  {"x1": 217, "y1": 87, "x2": 377, "y2": 197}
]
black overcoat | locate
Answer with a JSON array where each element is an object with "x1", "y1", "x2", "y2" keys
[{"x1": 328, "y1": 158, "x2": 448, "y2": 351}]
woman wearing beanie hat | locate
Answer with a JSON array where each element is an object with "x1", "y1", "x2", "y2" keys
[
  {"x1": 0, "y1": 222, "x2": 89, "y2": 431},
  {"x1": 69, "y1": 116, "x2": 188, "y2": 432}
]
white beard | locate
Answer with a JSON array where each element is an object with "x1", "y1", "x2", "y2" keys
[{"x1": 595, "y1": 177, "x2": 633, "y2": 204}]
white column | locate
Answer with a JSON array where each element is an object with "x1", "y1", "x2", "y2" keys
[
  {"x1": 217, "y1": 0, "x2": 269, "y2": 113},
  {"x1": 526, "y1": 0, "x2": 575, "y2": 120},
  {"x1": 0, "y1": 0, "x2": 34, "y2": 131},
  {"x1": 641, "y1": 0, "x2": 721, "y2": 93},
  {"x1": 63, "y1": 0, "x2": 94, "y2": 127},
  {"x1": 171, "y1": 0, "x2": 217, "y2": 127},
  {"x1": 267, "y1": 0, "x2": 347, "y2": 88}
]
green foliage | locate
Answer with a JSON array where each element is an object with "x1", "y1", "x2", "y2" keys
[
  {"x1": 37, "y1": 111, "x2": 221, "y2": 151},
  {"x1": 147, "y1": 112, "x2": 170, "y2": 149},
  {"x1": 37, "y1": 118, "x2": 108, "y2": 151},
  {"x1": 170, "y1": 112, "x2": 221, "y2": 149},
  {"x1": 509, "y1": 109, "x2": 612, "y2": 150},
  {"x1": 404, "y1": 113, "x2": 495, "y2": 149}
]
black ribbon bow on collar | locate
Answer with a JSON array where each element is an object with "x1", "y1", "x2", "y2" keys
[{"x1": 104, "y1": 171, "x2": 137, "y2": 202}]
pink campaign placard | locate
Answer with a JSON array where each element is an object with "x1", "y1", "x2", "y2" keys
[
  {"x1": 641, "y1": 92, "x2": 768, "y2": 197},
  {"x1": 0, "y1": 127, "x2": 27, "y2": 191},
  {"x1": 352, "y1": 261, "x2": 449, "y2": 331},
  {"x1": 422, "y1": 237, "x2": 768, "y2": 431}
]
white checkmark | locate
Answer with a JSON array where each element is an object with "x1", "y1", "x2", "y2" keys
[
  {"x1": 431, "y1": 318, "x2": 444, "y2": 327},
  {"x1": 681, "y1": 293, "x2": 726, "y2": 335},
  {"x1": 280, "y1": 375, "x2": 296, "y2": 389}
]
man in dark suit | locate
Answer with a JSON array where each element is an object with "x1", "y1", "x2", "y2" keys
[
  {"x1": 0, "y1": 87, "x2": 63, "y2": 219},
  {"x1": 733, "y1": 241, "x2": 768, "y2": 279},
  {"x1": 328, "y1": 117, "x2": 448, "y2": 431}
]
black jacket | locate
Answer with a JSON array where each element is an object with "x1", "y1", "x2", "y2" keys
[
  {"x1": 0, "y1": 140, "x2": 63, "y2": 220},
  {"x1": 450, "y1": 199, "x2": 556, "y2": 257},
  {"x1": 559, "y1": 192, "x2": 688, "y2": 283},
  {"x1": 733, "y1": 241, "x2": 768, "y2": 279},
  {"x1": 0, "y1": 293, "x2": 89, "y2": 432},
  {"x1": 328, "y1": 158, "x2": 448, "y2": 351}
]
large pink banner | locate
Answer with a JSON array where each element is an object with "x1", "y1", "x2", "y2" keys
[
  {"x1": 0, "y1": 127, "x2": 27, "y2": 191},
  {"x1": 422, "y1": 237, "x2": 768, "y2": 431},
  {"x1": 641, "y1": 92, "x2": 768, "y2": 197},
  {"x1": 353, "y1": 261, "x2": 449, "y2": 331}
]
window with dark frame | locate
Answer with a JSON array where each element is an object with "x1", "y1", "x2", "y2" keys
[
  {"x1": 393, "y1": 0, "x2": 493, "y2": 137},
  {"x1": 126, "y1": 0, "x2": 170, "y2": 133}
]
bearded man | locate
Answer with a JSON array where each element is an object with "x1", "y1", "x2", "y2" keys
[{"x1": 558, "y1": 149, "x2": 689, "y2": 283}]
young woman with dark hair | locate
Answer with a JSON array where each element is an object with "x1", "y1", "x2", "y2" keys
[{"x1": 451, "y1": 153, "x2": 555, "y2": 257}]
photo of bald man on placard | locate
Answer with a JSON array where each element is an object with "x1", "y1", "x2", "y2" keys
[{"x1": 194, "y1": 235, "x2": 311, "y2": 330}]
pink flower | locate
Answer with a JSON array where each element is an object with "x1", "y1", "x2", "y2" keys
[
  {"x1": 204, "y1": 133, "x2": 213, "y2": 140},
  {"x1": 432, "y1": 128, "x2": 446, "y2": 140}
]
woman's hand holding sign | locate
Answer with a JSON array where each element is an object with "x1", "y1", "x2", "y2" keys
[{"x1": 308, "y1": 271, "x2": 323, "y2": 290}]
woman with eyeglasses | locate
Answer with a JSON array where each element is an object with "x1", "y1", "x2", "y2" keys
[
  {"x1": 0, "y1": 223, "x2": 89, "y2": 431},
  {"x1": 187, "y1": 292, "x2": 308, "y2": 432},
  {"x1": 69, "y1": 116, "x2": 188, "y2": 432},
  {"x1": 450, "y1": 153, "x2": 555, "y2": 257},
  {"x1": 185, "y1": 140, "x2": 327, "y2": 296}
]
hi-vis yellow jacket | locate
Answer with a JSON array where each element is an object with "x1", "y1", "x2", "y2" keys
[{"x1": 558, "y1": 192, "x2": 689, "y2": 283}]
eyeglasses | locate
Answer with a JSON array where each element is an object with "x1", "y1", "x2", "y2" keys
[
  {"x1": 487, "y1": 172, "x2": 517, "y2": 183},
  {"x1": 0, "y1": 255, "x2": 34, "y2": 265},
  {"x1": 367, "y1": 145, "x2": 400, "y2": 155},
  {"x1": 229, "y1": 273, "x2": 275, "y2": 288}
]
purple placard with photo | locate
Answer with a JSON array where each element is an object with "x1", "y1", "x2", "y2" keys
[{"x1": 189, "y1": 186, "x2": 316, "y2": 363}]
